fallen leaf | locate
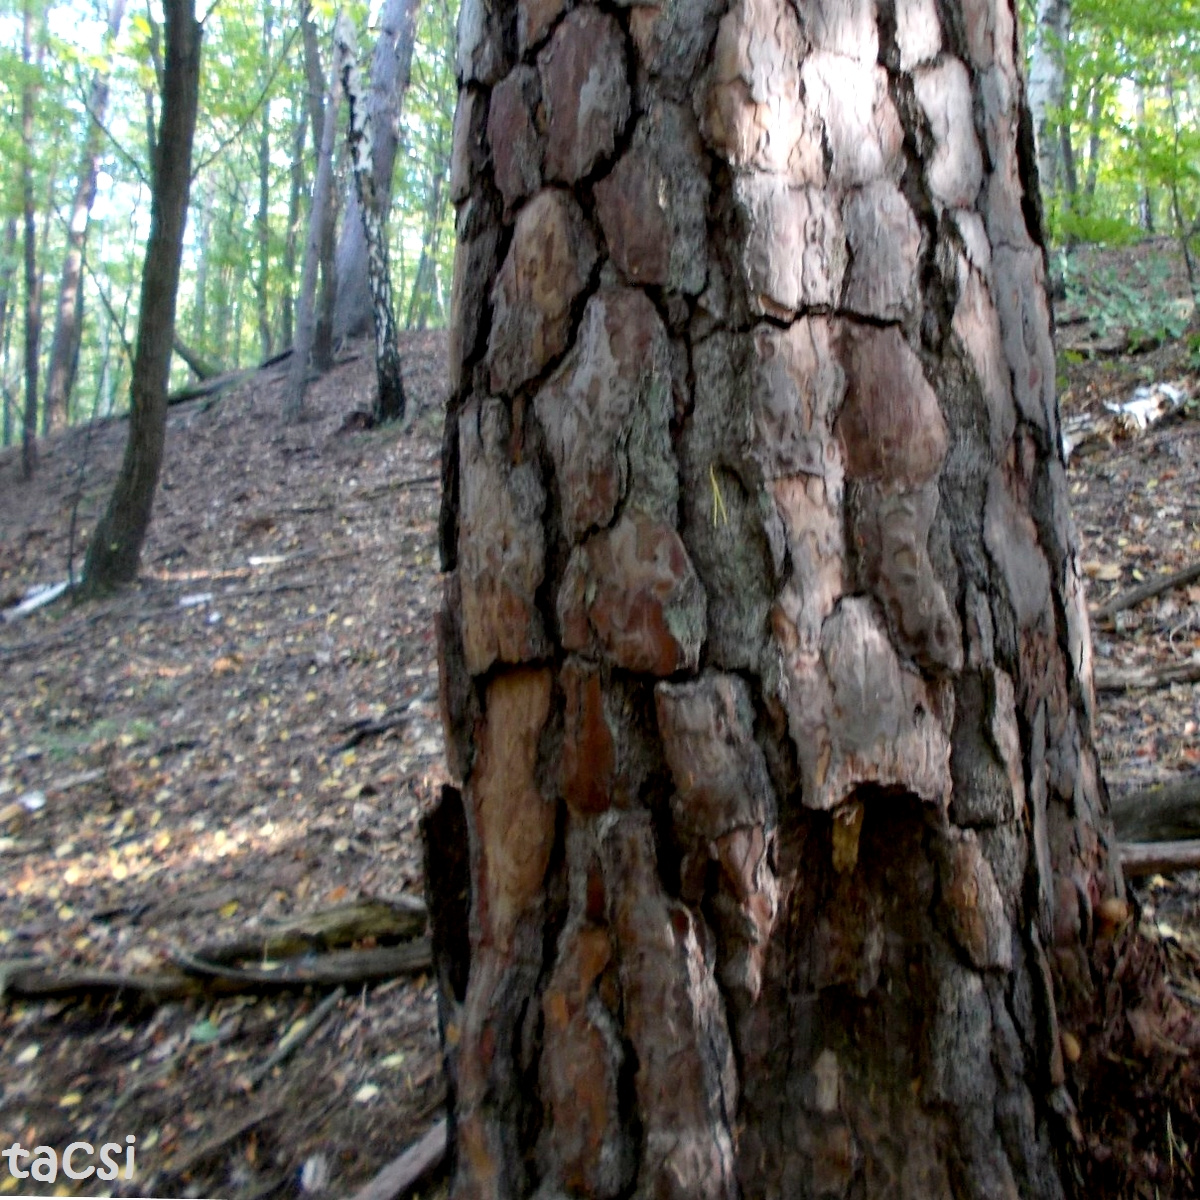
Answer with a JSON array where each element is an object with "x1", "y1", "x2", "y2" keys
[{"x1": 353, "y1": 1083, "x2": 379, "y2": 1103}]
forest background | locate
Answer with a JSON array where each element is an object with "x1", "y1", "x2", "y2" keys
[{"x1": 0, "y1": 0, "x2": 1196, "y2": 446}]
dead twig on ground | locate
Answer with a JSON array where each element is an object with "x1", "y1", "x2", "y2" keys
[
  {"x1": 1119, "y1": 840, "x2": 1200, "y2": 877},
  {"x1": 1093, "y1": 561, "x2": 1200, "y2": 622},
  {"x1": 1095, "y1": 660, "x2": 1200, "y2": 692},
  {"x1": 343, "y1": 1118, "x2": 447, "y2": 1200},
  {"x1": 247, "y1": 984, "x2": 345, "y2": 1088},
  {"x1": 1112, "y1": 777, "x2": 1200, "y2": 842}
]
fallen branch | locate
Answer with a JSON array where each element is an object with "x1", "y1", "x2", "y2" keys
[
  {"x1": 248, "y1": 985, "x2": 345, "y2": 1088},
  {"x1": 174, "y1": 939, "x2": 433, "y2": 988},
  {"x1": 3, "y1": 937, "x2": 431, "y2": 1004},
  {"x1": 1093, "y1": 561, "x2": 1200, "y2": 622},
  {"x1": 167, "y1": 1103, "x2": 283, "y2": 1179},
  {"x1": 1119, "y1": 840, "x2": 1200, "y2": 877},
  {"x1": 344, "y1": 1118, "x2": 447, "y2": 1200},
  {"x1": 167, "y1": 366, "x2": 255, "y2": 407},
  {"x1": 1111, "y1": 777, "x2": 1200, "y2": 843},
  {"x1": 1094, "y1": 660, "x2": 1200, "y2": 693},
  {"x1": 195, "y1": 896, "x2": 426, "y2": 966},
  {"x1": 334, "y1": 710, "x2": 412, "y2": 753},
  {"x1": 3, "y1": 968, "x2": 199, "y2": 1001}
]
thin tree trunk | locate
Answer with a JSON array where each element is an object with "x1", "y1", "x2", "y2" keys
[
  {"x1": 337, "y1": 12, "x2": 405, "y2": 423},
  {"x1": 280, "y1": 99, "x2": 307, "y2": 350},
  {"x1": 1028, "y1": 0, "x2": 1072, "y2": 199},
  {"x1": 255, "y1": 7, "x2": 274, "y2": 361},
  {"x1": 21, "y1": 0, "x2": 43, "y2": 479},
  {"x1": 0, "y1": 218, "x2": 18, "y2": 382},
  {"x1": 43, "y1": 0, "x2": 128, "y2": 436},
  {"x1": 81, "y1": 0, "x2": 201, "y2": 594},
  {"x1": 285, "y1": 12, "x2": 345, "y2": 423},
  {"x1": 301, "y1": 6, "x2": 337, "y2": 371},
  {"x1": 191, "y1": 190, "x2": 209, "y2": 346},
  {"x1": 1084, "y1": 79, "x2": 1103, "y2": 200},
  {"x1": 330, "y1": 0, "x2": 419, "y2": 341},
  {"x1": 431, "y1": 0, "x2": 1125, "y2": 1194},
  {"x1": 405, "y1": 139, "x2": 448, "y2": 330}
]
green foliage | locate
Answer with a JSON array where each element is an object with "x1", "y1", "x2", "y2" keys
[{"x1": 1059, "y1": 251, "x2": 1193, "y2": 345}]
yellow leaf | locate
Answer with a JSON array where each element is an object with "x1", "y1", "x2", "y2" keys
[
  {"x1": 59, "y1": 1092, "x2": 83, "y2": 1107},
  {"x1": 218, "y1": 900, "x2": 240, "y2": 918}
]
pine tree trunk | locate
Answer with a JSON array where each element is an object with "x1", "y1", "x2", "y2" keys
[
  {"x1": 43, "y1": 0, "x2": 126, "y2": 436},
  {"x1": 431, "y1": 0, "x2": 1123, "y2": 1195},
  {"x1": 330, "y1": 0, "x2": 420, "y2": 342},
  {"x1": 81, "y1": 0, "x2": 201, "y2": 594},
  {"x1": 337, "y1": 12, "x2": 405, "y2": 424},
  {"x1": 285, "y1": 13, "x2": 345, "y2": 424}
]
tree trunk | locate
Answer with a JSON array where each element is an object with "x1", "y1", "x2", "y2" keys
[
  {"x1": 0, "y1": 217, "x2": 18, "y2": 399},
  {"x1": 280, "y1": 98, "x2": 307, "y2": 350},
  {"x1": 255, "y1": 7, "x2": 274, "y2": 362},
  {"x1": 301, "y1": 6, "x2": 337, "y2": 372},
  {"x1": 43, "y1": 0, "x2": 127, "y2": 437},
  {"x1": 285, "y1": 11, "x2": 345, "y2": 423},
  {"x1": 20, "y1": 0, "x2": 42, "y2": 479},
  {"x1": 431, "y1": 0, "x2": 1124, "y2": 1195},
  {"x1": 81, "y1": 0, "x2": 201, "y2": 594},
  {"x1": 330, "y1": 0, "x2": 419, "y2": 342},
  {"x1": 1028, "y1": 0, "x2": 1071, "y2": 199},
  {"x1": 337, "y1": 12, "x2": 405, "y2": 423}
]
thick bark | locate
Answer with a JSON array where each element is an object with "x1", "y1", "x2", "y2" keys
[
  {"x1": 1028, "y1": 0, "x2": 1072, "y2": 199},
  {"x1": 431, "y1": 0, "x2": 1123, "y2": 1195},
  {"x1": 337, "y1": 12, "x2": 405, "y2": 423},
  {"x1": 20, "y1": 0, "x2": 42, "y2": 479},
  {"x1": 330, "y1": 0, "x2": 420, "y2": 342},
  {"x1": 285, "y1": 13, "x2": 345, "y2": 423},
  {"x1": 43, "y1": 0, "x2": 127, "y2": 436},
  {"x1": 81, "y1": 0, "x2": 201, "y2": 594}
]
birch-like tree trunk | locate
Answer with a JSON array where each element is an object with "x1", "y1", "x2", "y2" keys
[
  {"x1": 285, "y1": 13, "x2": 345, "y2": 423},
  {"x1": 430, "y1": 0, "x2": 1124, "y2": 1194},
  {"x1": 43, "y1": 0, "x2": 127, "y2": 436},
  {"x1": 1028, "y1": 0, "x2": 1072, "y2": 199},
  {"x1": 330, "y1": 0, "x2": 419, "y2": 341},
  {"x1": 336, "y1": 11, "x2": 405, "y2": 423}
]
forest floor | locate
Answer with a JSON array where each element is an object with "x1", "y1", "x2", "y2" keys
[{"x1": 0, "y1": 238, "x2": 1198, "y2": 1198}]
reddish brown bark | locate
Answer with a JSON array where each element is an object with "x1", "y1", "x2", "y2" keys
[{"x1": 431, "y1": 0, "x2": 1122, "y2": 1195}]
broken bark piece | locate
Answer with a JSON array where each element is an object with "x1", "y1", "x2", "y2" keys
[
  {"x1": 558, "y1": 513, "x2": 707, "y2": 675},
  {"x1": 595, "y1": 100, "x2": 709, "y2": 294},
  {"x1": 467, "y1": 668, "x2": 554, "y2": 952},
  {"x1": 701, "y1": 0, "x2": 818, "y2": 179},
  {"x1": 457, "y1": 396, "x2": 549, "y2": 675},
  {"x1": 734, "y1": 175, "x2": 846, "y2": 315},
  {"x1": 913, "y1": 57, "x2": 984, "y2": 208},
  {"x1": 487, "y1": 65, "x2": 543, "y2": 212},
  {"x1": 840, "y1": 181, "x2": 920, "y2": 320},
  {"x1": 533, "y1": 286, "x2": 676, "y2": 543},
  {"x1": 488, "y1": 189, "x2": 598, "y2": 394},
  {"x1": 538, "y1": 9, "x2": 630, "y2": 184},
  {"x1": 538, "y1": 922, "x2": 632, "y2": 1196},
  {"x1": 602, "y1": 812, "x2": 739, "y2": 1200},
  {"x1": 561, "y1": 658, "x2": 617, "y2": 815}
]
